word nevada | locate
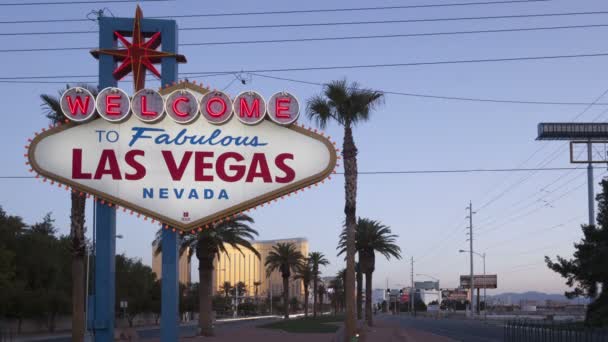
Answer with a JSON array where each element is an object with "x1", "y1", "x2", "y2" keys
[{"x1": 60, "y1": 86, "x2": 300, "y2": 126}]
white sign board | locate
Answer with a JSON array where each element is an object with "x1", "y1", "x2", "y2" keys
[{"x1": 28, "y1": 84, "x2": 337, "y2": 232}]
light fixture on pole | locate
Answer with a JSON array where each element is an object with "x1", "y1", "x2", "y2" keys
[{"x1": 459, "y1": 249, "x2": 486, "y2": 315}]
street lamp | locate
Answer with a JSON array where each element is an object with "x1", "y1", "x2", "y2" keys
[{"x1": 459, "y1": 249, "x2": 486, "y2": 315}]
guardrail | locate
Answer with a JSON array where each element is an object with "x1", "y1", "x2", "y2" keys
[{"x1": 504, "y1": 321, "x2": 608, "y2": 342}]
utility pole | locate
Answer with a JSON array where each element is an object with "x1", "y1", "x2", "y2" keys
[
  {"x1": 410, "y1": 257, "x2": 414, "y2": 315},
  {"x1": 466, "y1": 201, "x2": 475, "y2": 316},
  {"x1": 587, "y1": 140, "x2": 595, "y2": 225}
]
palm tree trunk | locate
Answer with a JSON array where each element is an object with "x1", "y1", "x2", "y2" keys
[
  {"x1": 365, "y1": 271, "x2": 373, "y2": 326},
  {"x1": 70, "y1": 192, "x2": 86, "y2": 342},
  {"x1": 343, "y1": 123, "x2": 358, "y2": 342},
  {"x1": 313, "y1": 278, "x2": 318, "y2": 318},
  {"x1": 304, "y1": 287, "x2": 309, "y2": 317},
  {"x1": 283, "y1": 276, "x2": 289, "y2": 319},
  {"x1": 356, "y1": 268, "x2": 363, "y2": 320},
  {"x1": 199, "y1": 257, "x2": 214, "y2": 336}
]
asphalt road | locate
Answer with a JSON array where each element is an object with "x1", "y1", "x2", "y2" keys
[{"x1": 384, "y1": 314, "x2": 504, "y2": 342}]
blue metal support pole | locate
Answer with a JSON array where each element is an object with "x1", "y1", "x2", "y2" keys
[
  {"x1": 160, "y1": 21, "x2": 179, "y2": 342},
  {"x1": 93, "y1": 17, "x2": 118, "y2": 342},
  {"x1": 92, "y1": 11, "x2": 180, "y2": 342},
  {"x1": 161, "y1": 230, "x2": 179, "y2": 340},
  {"x1": 93, "y1": 205, "x2": 116, "y2": 342}
]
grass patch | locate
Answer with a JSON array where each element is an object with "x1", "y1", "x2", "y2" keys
[{"x1": 259, "y1": 315, "x2": 344, "y2": 333}]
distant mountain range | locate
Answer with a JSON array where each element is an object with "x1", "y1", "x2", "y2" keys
[{"x1": 489, "y1": 291, "x2": 589, "y2": 304}]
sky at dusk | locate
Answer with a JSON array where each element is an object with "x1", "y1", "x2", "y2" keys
[{"x1": 2, "y1": 0, "x2": 607, "y2": 295}]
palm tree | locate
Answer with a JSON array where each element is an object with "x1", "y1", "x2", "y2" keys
[
  {"x1": 308, "y1": 251, "x2": 329, "y2": 317},
  {"x1": 41, "y1": 84, "x2": 97, "y2": 342},
  {"x1": 339, "y1": 218, "x2": 401, "y2": 326},
  {"x1": 294, "y1": 259, "x2": 313, "y2": 317},
  {"x1": 153, "y1": 214, "x2": 259, "y2": 336},
  {"x1": 307, "y1": 79, "x2": 384, "y2": 340},
  {"x1": 232, "y1": 281, "x2": 247, "y2": 298},
  {"x1": 253, "y1": 281, "x2": 261, "y2": 301},
  {"x1": 317, "y1": 283, "x2": 327, "y2": 315},
  {"x1": 264, "y1": 242, "x2": 304, "y2": 319},
  {"x1": 329, "y1": 268, "x2": 347, "y2": 314},
  {"x1": 220, "y1": 281, "x2": 232, "y2": 297}
]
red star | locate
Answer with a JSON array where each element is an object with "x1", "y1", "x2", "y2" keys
[{"x1": 91, "y1": 6, "x2": 186, "y2": 91}]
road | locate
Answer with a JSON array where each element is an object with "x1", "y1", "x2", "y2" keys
[{"x1": 383, "y1": 314, "x2": 504, "y2": 342}]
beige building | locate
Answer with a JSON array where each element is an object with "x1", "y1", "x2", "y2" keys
[
  {"x1": 152, "y1": 247, "x2": 192, "y2": 285},
  {"x1": 213, "y1": 238, "x2": 309, "y2": 300},
  {"x1": 151, "y1": 238, "x2": 309, "y2": 300}
]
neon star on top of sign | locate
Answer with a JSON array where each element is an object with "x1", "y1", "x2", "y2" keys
[{"x1": 90, "y1": 5, "x2": 187, "y2": 91}]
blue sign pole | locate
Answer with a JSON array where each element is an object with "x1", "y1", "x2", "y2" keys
[
  {"x1": 92, "y1": 17, "x2": 118, "y2": 342},
  {"x1": 159, "y1": 21, "x2": 180, "y2": 342},
  {"x1": 92, "y1": 11, "x2": 180, "y2": 342}
]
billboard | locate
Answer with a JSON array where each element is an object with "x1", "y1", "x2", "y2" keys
[
  {"x1": 459, "y1": 275, "x2": 498, "y2": 289},
  {"x1": 27, "y1": 84, "x2": 337, "y2": 232},
  {"x1": 441, "y1": 289, "x2": 468, "y2": 302}
]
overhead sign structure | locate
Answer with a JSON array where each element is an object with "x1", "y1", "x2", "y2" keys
[
  {"x1": 536, "y1": 122, "x2": 608, "y2": 226},
  {"x1": 459, "y1": 275, "x2": 498, "y2": 289},
  {"x1": 27, "y1": 83, "x2": 337, "y2": 232}
]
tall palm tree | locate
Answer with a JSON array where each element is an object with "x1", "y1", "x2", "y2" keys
[
  {"x1": 307, "y1": 79, "x2": 384, "y2": 341},
  {"x1": 264, "y1": 242, "x2": 304, "y2": 319},
  {"x1": 294, "y1": 259, "x2": 313, "y2": 317},
  {"x1": 308, "y1": 251, "x2": 329, "y2": 317},
  {"x1": 153, "y1": 214, "x2": 259, "y2": 336},
  {"x1": 339, "y1": 218, "x2": 401, "y2": 326},
  {"x1": 41, "y1": 84, "x2": 97, "y2": 342}
]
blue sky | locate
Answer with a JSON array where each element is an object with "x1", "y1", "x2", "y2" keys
[{"x1": 2, "y1": 0, "x2": 608, "y2": 295}]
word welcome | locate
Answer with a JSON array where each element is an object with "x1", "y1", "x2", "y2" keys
[{"x1": 60, "y1": 87, "x2": 300, "y2": 126}]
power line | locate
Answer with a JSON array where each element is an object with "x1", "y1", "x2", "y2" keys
[
  {"x1": 2, "y1": 24, "x2": 606, "y2": 51},
  {"x1": 4, "y1": 10, "x2": 607, "y2": 36},
  {"x1": 3, "y1": 52, "x2": 608, "y2": 84},
  {"x1": 182, "y1": 24, "x2": 608, "y2": 46},
  {"x1": 473, "y1": 87, "x2": 608, "y2": 214},
  {"x1": 0, "y1": 0, "x2": 551, "y2": 24},
  {"x1": 477, "y1": 171, "x2": 606, "y2": 236},
  {"x1": 482, "y1": 216, "x2": 581, "y2": 250},
  {"x1": 0, "y1": 0, "x2": 168, "y2": 6},
  {"x1": 5, "y1": 51, "x2": 608, "y2": 79},
  {"x1": 7, "y1": 166, "x2": 607, "y2": 180},
  {"x1": 343, "y1": 167, "x2": 605, "y2": 175},
  {"x1": 250, "y1": 73, "x2": 608, "y2": 107}
]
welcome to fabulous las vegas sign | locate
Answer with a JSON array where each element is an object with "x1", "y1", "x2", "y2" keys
[{"x1": 26, "y1": 82, "x2": 338, "y2": 232}]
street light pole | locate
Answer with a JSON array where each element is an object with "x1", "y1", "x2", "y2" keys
[
  {"x1": 459, "y1": 249, "x2": 486, "y2": 315},
  {"x1": 269, "y1": 276, "x2": 273, "y2": 316},
  {"x1": 482, "y1": 253, "x2": 486, "y2": 315}
]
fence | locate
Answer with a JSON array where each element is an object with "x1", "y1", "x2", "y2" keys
[{"x1": 504, "y1": 321, "x2": 608, "y2": 342}]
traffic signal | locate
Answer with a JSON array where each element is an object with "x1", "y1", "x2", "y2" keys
[{"x1": 386, "y1": 288, "x2": 391, "y2": 294}]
